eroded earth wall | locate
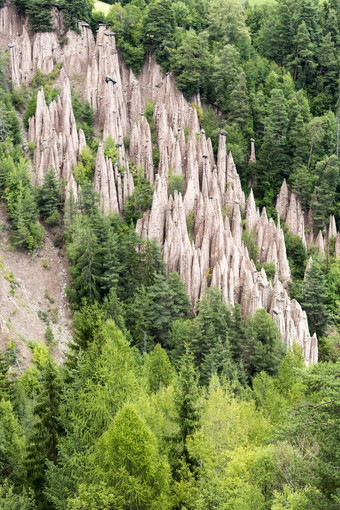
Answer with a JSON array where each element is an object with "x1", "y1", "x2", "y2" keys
[{"x1": 0, "y1": 5, "x2": 322, "y2": 363}]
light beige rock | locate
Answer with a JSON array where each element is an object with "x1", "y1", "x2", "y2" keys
[{"x1": 0, "y1": 6, "x2": 320, "y2": 364}]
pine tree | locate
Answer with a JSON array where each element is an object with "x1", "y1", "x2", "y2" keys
[
  {"x1": 211, "y1": 44, "x2": 242, "y2": 112},
  {"x1": 0, "y1": 350, "x2": 10, "y2": 400},
  {"x1": 59, "y1": 0, "x2": 94, "y2": 31},
  {"x1": 311, "y1": 155, "x2": 340, "y2": 233},
  {"x1": 167, "y1": 271, "x2": 192, "y2": 320},
  {"x1": 99, "y1": 227, "x2": 120, "y2": 297},
  {"x1": 26, "y1": 0, "x2": 53, "y2": 33},
  {"x1": 126, "y1": 285, "x2": 154, "y2": 352},
  {"x1": 175, "y1": 347, "x2": 200, "y2": 461},
  {"x1": 85, "y1": 404, "x2": 171, "y2": 509},
  {"x1": 26, "y1": 359, "x2": 62, "y2": 506},
  {"x1": 0, "y1": 399, "x2": 26, "y2": 485},
  {"x1": 290, "y1": 21, "x2": 316, "y2": 85},
  {"x1": 64, "y1": 301, "x2": 105, "y2": 377},
  {"x1": 170, "y1": 30, "x2": 209, "y2": 99},
  {"x1": 192, "y1": 287, "x2": 230, "y2": 369},
  {"x1": 302, "y1": 258, "x2": 330, "y2": 336},
  {"x1": 142, "y1": 0, "x2": 175, "y2": 54},
  {"x1": 37, "y1": 167, "x2": 62, "y2": 225},
  {"x1": 141, "y1": 238, "x2": 165, "y2": 287},
  {"x1": 67, "y1": 221, "x2": 101, "y2": 305},
  {"x1": 244, "y1": 308, "x2": 286, "y2": 380},
  {"x1": 227, "y1": 72, "x2": 249, "y2": 128},
  {"x1": 144, "y1": 343, "x2": 174, "y2": 393}
]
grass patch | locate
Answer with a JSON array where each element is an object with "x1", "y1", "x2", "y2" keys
[{"x1": 93, "y1": 0, "x2": 111, "y2": 15}]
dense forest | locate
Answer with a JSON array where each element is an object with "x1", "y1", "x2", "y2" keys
[{"x1": 0, "y1": 0, "x2": 339, "y2": 508}]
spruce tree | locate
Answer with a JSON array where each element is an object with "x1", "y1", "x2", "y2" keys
[
  {"x1": 67, "y1": 221, "x2": 101, "y2": 305},
  {"x1": 26, "y1": 359, "x2": 62, "y2": 507},
  {"x1": 0, "y1": 350, "x2": 11, "y2": 401},
  {"x1": 37, "y1": 168, "x2": 62, "y2": 225},
  {"x1": 26, "y1": 0, "x2": 54, "y2": 33},
  {"x1": 175, "y1": 347, "x2": 200, "y2": 462},
  {"x1": 142, "y1": 0, "x2": 175, "y2": 54},
  {"x1": 144, "y1": 343, "x2": 174, "y2": 393},
  {"x1": 302, "y1": 258, "x2": 330, "y2": 336}
]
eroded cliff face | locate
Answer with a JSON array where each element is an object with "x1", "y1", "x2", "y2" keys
[
  {"x1": 276, "y1": 179, "x2": 340, "y2": 256},
  {"x1": 0, "y1": 5, "x2": 318, "y2": 363}
]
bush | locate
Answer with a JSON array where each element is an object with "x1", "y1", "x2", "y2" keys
[
  {"x1": 45, "y1": 324, "x2": 55, "y2": 345},
  {"x1": 73, "y1": 146, "x2": 95, "y2": 184},
  {"x1": 124, "y1": 176, "x2": 153, "y2": 226},
  {"x1": 168, "y1": 172, "x2": 184, "y2": 196},
  {"x1": 242, "y1": 229, "x2": 259, "y2": 265},
  {"x1": 104, "y1": 137, "x2": 118, "y2": 163},
  {"x1": 261, "y1": 261, "x2": 276, "y2": 280},
  {"x1": 72, "y1": 92, "x2": 95, "y2": 142}
]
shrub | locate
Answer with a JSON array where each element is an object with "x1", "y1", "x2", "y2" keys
[
  {"x1": 45, "y1": 324, "x2": 55, "y2": 345},
  {"x1": 168, "y1": 172, "x2": 184, "y2": 196},
  {"x1": 42, "y1": 259, "x2": 50, "y2": 270},
  {"x1": 242, "y1": 229, "x2": 259, "y2": 265},
  {"x1": 104, "y1": 137, "x2": 118, "y2": 163},
  {"x1": 261, "y1": 261, "x2": 276, "y2": 280}
]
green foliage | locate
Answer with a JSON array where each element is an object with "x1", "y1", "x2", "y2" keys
[
  {"x1": 144, "y1": 344, "x2": 174, "y2": 393},
  {"x1": 26, "y1": 0, "x2": 54, "y2": 32},
  {"x1": 37, "y1": 167, "x2": 62, "y2": 224},
  {"x1": 71, "y1": 92, "x2": 95, "y2": 142},
  {"x1": 44, "y1": 324, "x2": 54, "y2": 345},
  {"x1": 1, "y1": 5, "x2": 340, "y2": 508},
  {"x1": 76, "y1": 403, "x2": 171, "y2": 509},
  {"x1": 126, "y1": 271, "x2": 191, "y2": 351},
  {"x1": 261, "y1": 261, "x2": 276, "y2": 279},
  {"x1": 302, "y1": 257, "x2": 330, "y2": 336},
  {"x1": 283, "y1": 226, "x2": 308, "y2": 280},
  {"x1": 0, "y1": 399, "x2": 26, "y2": 484},
  {"x1": 144, "y1": 100, "x2": 156, "y2": 125},
  {"x1": 175, "y1": 346, "x2": 200, "y2": 460},
  {"x1": 106, "y1": 3, "x2": 145, "y2": 75},
  {"x1": 22, "y1": 67, "x2": 62, "y2": 129},
  {"x1": 124, "y1": 173, "x2": 153, "y2": 226},
  {"x1": 26, "y1": 357, "x2": 62, "y2": 505},
  {"x1": 144, "y1": 99, "x2": 157, "y2": 144},
  {"x1": 103, "y1": 136, "x2": 117, "y2": 163},
  {"x1": 244, "y1": 308, "x2": 286, "y2": 380},
  {"x1": 186, "y1": 210, "x2": 195, "y2": 241},
  {"x1": 73, "y1": 146, "x2": 95, "y2": 184},
  {"x1": 0, "y1": 484, "x2": 36, "y2": 510},
  {"x1": 170, "y1": 29, "x2": 209, "y2": 99},
  {"x1": 168, "y1": 172, "x2": 184, "y2": 197},
  {"x1": 142, "y1": 0, "x2": 175, "y2": 65},
  {"x1": 242, "y1": 228, "x2": 259, "y2": 266},
  {"x1": 59, "y1": 0, "x2": 94, "y2": 31},
  {"x1": 0, "y1": 154, "x2": 44, "y2": 252}
]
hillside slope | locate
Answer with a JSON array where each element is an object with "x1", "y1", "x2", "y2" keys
[{"x1": 0, "y1": 4, "x2": 331, "y2": 363}]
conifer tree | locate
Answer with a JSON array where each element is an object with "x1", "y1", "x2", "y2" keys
[
  {"x1": 67, "y1": 221, "x2": 101, "y2": 305},
  {"x1": 0, "y1": 350, "x2": 11, "y2": 400},
  {"x1": 26, "y1": 359, "x2": 62, "y2": 506},
  {"x1": 244, "y1": 308, "x2": 286, "y2": 380},
  {"x1": 143, "y1": 0, "x2": 175, "y2": 54},
  {"x1": 175, "y1": 347, "x2": 200, "y2": 460},
  {"x1": 37, "y1": 167, "x2": 62, "y2": 225},
  {"x1": 302, "y1": 258, "x2": 330, "y2": 336},
  {"x1": 82, "y1": 404, "x2": 171, "y2": 509},
  {"x1": 144, "y1": 343, "x2": 174, "y2": 393}
]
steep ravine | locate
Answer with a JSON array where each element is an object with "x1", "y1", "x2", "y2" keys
[{"x1": 2, "y1": 4, "x2": 337, "y2": 363}]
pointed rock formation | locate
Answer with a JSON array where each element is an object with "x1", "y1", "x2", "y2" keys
[
  {"x1": 276, "y1": 180, "x2": 306, "y2": 245},
  {"x1": 0, "y1": 8, "x2": 320, "y2": 364},
  {"x1": 249, "y1": 138, "x2": 256, "y2": 163}
]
